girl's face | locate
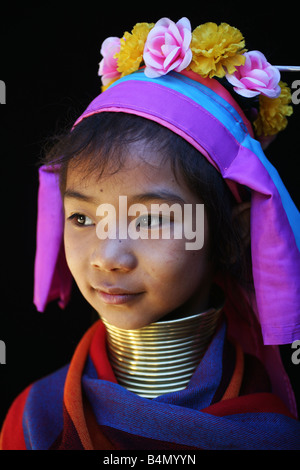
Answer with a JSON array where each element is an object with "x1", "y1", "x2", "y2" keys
[{"x1": 63, "y1": 145, "x2": 213, "y2": 329}]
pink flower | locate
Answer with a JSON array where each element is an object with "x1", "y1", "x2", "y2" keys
[
  {"x1": 98, "y1": 37, "x2": 121, "y2": 86},
  {"x1": 226, "y1": 50, "x2": 281, "y2": 98},
  {"x1": 143, "y1": 17, "x2": 192, "y2": 78}
]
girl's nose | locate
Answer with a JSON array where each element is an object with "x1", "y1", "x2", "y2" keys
[{"x1": 90, "y1": 238, "x2": 137, "y2": 272}]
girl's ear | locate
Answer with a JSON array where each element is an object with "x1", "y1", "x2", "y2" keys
[
  {"x1": 232, "y1": 201, "x2": 251, "y2": 249},
  {"x1": 217, "y1": 201, "x2": 251, "y2": 271}
]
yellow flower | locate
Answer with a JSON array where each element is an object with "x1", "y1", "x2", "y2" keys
[
  {"x1": 115, "y1": 22, "x2": 154, "y2": 77},
  {"x1": 189, "y1": 22, "x2": 246, "y2": 78},
  {"x1": 254, "y1": 82, "x2": 293, "y2": 136}
]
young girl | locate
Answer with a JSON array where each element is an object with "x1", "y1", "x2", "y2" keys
[{"x1": 1, "y1": 17, "x2": 300, "y2": 450}]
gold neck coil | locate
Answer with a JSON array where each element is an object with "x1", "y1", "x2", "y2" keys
[{"x1": 102, "y1": 293, "x2": 223, "y2": 399}]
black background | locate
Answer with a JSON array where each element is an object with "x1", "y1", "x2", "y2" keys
[{"x1": 0, "y1": 3, "x2": 299, "y2": 427}]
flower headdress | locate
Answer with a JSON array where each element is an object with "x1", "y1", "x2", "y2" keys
[{"x1": 98, "y1": 17, "x2": 295, "y2": 139}]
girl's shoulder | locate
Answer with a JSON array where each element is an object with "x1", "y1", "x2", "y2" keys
[{"x1": 1, "y1": 364, "x2": 69, "y2": 450}]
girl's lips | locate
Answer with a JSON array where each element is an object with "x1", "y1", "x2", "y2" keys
[{"x1": 95, "y1": 289, "x2": 143, "y2": 305}]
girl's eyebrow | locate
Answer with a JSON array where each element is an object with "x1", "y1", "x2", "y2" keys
[
  {"x1": 129, "y1": 191, "x2": 186, "y2": 205},
  {"x1": 64, "y1": 189, "x2": 187, "y2": 205},
  {"x1": 64, "y1": 189, "x2": 98, "y2": 204}
]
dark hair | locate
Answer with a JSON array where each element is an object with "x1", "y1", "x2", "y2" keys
[{"x1": 44, "y1": 112, "x2": 253, "y2": 288}]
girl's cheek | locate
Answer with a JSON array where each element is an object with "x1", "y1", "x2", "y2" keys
[
  {"x1": 64, "y1": 229, "x2": 88, "y2": 271},
  {"x1": 142, "y1": 239, "x2": 193, "y2": 280}
]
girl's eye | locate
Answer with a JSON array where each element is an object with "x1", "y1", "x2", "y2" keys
[
  {"x1": 135, "y1": 214, "x2": 169, "y2": 229},
  {"x1": 68, "y1": 213, "x2": 94, "y2": 227}
]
